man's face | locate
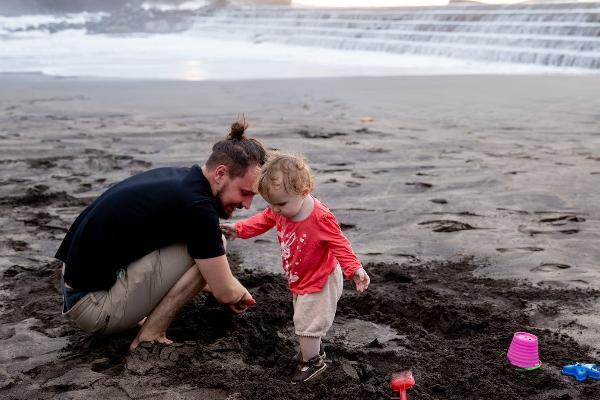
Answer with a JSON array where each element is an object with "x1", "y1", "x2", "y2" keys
[{"x1": 216, "y1": 165, "x2": 260, "y2": 219}]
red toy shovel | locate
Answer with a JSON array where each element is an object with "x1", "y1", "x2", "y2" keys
[
  {"x1": 243, "y1": 296, "x2": 256, "y2": 306},
  {"x1": 390, "y1": 370, "x2": 415, "y2": 400}
]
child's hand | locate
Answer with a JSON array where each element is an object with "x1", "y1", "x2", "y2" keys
[
  {"x1": 220, "y1": 223, "x2": 238, "y2": 240},
  {"x1": 352, "y1": 268, "x2": 370, "y2": 293}
]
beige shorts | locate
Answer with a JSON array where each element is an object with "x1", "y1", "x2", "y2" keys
[
  {"x1": 293, "y1": 265, "x2": 343, "y2": 338},
  {"x1": 63, "y1": 244, "x2": 194, "y2": 334}
]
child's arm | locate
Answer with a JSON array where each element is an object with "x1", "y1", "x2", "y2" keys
[
  {"x1": 319, "y1": 213, "x2": 370, "y2": 292},
  {"x1": 221, "y1": 207, "x2": 277, "y2": 240}
]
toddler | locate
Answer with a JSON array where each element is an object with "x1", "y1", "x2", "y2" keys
[{"x1": 221, "y1": 152, "x2": 370, "y2": 384}]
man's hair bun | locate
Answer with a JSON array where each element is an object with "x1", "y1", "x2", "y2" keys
[
  {"x1": 206, "y1": 115, "x2": 267, "y2": 178},
  {"x1": 227, "y1": 115, "x2": 248, "y2": 140}
]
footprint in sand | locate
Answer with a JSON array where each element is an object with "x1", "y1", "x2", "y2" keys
[
  {"x1": 345, "y1": 181, "x2": 361, "y2": 188},
  {"x1": 405, "y1": 182, "x2": 433, "y2": 192},
  {"x1": 429, "y1": 211, "x2": 481, "y2": 217},
  {"x1": 0, "y1": 326, "x2": 15, "y2": 340},
  {"x1": 367, "y1": 148, "x2": 390, "y2": 154},
  {"x1": 497, "y1": 208, "x2": 530, "y2": 215},
  {"x1": 418, "y1": 220, "x2": 476, "y2": 233},
  {"x1": 561, "y1": 320, "x2": 588, "y2": 330},
  {"x1": 392, "y1": 253, "x2": 419, "y2": 261},
  {"x1": 538, "y1": 281, "x2": 568, "y2": 288},
  {"x1": 539, "y1": 215, "x2": 586, "y2": 223},
  {"x1": 530, "y1": 263, "x2": 571, "y2": 273},
  {"x1": 25, "y1": 158, "x2": 58, "y2": 169},
  {"x1": 321, "y1": 168, "x2": 352, "y2": 173},
  {"x1": 538, "y1": 280, "x2": 588, "y2": 289},
  {"x1": 339, "y1": 223, "x2": 356, "y2": 231},
  {"x1": 6, "y1": 239, "x2": 29, "y2": 252},
  {"x1": 496, "y1": 247, "x2": 544, "y2": 253},
  {"x1": 327, "y1": 162, "x2": 350, "y2": 167},
  {"x1": 519, "y1": 246, "x2": 545, "y2": 252},
  {"x1": 430, "y1": 198, "x2": 448, "y2": 204},
  {"x1": 297, "y1": 129, "x2": 346, "y2": 139},
  {"x1": 75, "y1": 183, "x2": 93, "y2": 193},
  {"x1": 518, "y1": 226, "x2": 579, "y2": 236},
  {"x1": 372, "y1": 169, "x2": 388, "y2": 175},
  {"x1": 567, "y1": 280, "x2": 590, "y2": 287}
]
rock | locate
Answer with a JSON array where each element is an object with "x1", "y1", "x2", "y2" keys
[
  {"x1": 125, "y1": 342, "x2": 193, "y2": 375},
  {"x1": 43, "y1": 367, "x2": 105, "y2": 389},
  {"x1": 342, "y1": 362, "x2": 360, "y2": 380},
  {"x1": 0, "y1": 365, "x2": 14, "y2": 389}
]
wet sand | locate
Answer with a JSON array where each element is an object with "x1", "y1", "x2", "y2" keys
[{"x1": 1, "y1": 73, "x2": 600, "y2": 398}]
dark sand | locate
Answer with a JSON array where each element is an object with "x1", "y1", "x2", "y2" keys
[{"x1": 1, "y1": 74, "x2": 600, "y2": 398}]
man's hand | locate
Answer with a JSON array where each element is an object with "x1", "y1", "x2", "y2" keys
[
  {"x1": 352, "y1": 268, "x2": 370, "y2": 293},
  {"x1": 227, "y1": 291, "x2": 256, "y2": 314},
  {"x1": 220, "y1": 223, "x2": 238, "y2": 241}
]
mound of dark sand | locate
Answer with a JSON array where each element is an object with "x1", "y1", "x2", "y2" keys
[{"x1": 2, "y1": 255, "x2": 599, "y2": 399}]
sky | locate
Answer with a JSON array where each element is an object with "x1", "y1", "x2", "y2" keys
[{"x1": 292, "y1": 0, "x2": 590, "y2": 7}]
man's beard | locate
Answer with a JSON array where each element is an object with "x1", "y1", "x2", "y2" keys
[{"x1": 215, "y1": 184, "x2": 239, "y2": 219}]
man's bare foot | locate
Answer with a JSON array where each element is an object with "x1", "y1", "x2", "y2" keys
[{"x1": 130, "y1": 329, "x2": 173, "y2": 351}]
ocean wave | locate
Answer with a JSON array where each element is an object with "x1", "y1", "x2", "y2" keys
[
  {"x1": 140, "y1": 1, "x2": 209, "y2": 12},
  {"x1": 0, "y1": 12, "x2": 106, "y2": 35}
]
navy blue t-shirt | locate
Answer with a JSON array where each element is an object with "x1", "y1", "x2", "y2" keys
[{"x1": 55, "y1": 164, "x2": 225, "y2": 292}]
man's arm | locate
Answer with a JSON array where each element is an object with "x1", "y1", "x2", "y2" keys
[{"x1": 195, "y1": 255, "x2": 250, "y2": 305}]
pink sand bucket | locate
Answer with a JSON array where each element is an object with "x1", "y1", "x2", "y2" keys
[{"x1": 507, "y1": 332, "x2": 541, "y2": 370}]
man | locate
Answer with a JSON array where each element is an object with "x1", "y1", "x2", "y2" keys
[{"x1": 55, "y1": 119, "x2": 266, "y2": 350}]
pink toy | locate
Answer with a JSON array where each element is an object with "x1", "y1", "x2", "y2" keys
[
  {"x1": 390, "y1": 370, "x2": 415, "y2": 400},
  {"x1": 507, "y1": 332, "x2": 541, "y2": 370}
]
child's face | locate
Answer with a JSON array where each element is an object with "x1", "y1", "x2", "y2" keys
[{"x1": 264, "y1": 181, "x2": 306, "y2": 219}]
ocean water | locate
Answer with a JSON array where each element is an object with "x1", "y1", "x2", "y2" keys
[{"x1": 0, "y1": 4, "x2": 594, "y2": 81}]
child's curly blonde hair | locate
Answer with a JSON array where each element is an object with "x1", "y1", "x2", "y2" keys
[{"x1": 257, "y1": 152, "x2": 315, "y2": 198}]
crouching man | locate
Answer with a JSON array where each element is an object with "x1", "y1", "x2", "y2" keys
[{"x1": 55, "y1": 119, "x2": 266, "y2": 350}]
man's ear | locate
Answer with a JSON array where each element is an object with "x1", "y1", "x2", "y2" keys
[{"x1": 214, "y1": 165, "x2": 229, "y2": 185}]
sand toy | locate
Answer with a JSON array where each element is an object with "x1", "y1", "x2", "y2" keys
[
  {"x1": 562, "y1": 363, "x2": 600, "y2": 382},
  {"x1": 390, "y1": 370, "x2": 415, "y2": 400},
  {"x1": 507, "y1": 332, "x2": 541, "y2": 370}
]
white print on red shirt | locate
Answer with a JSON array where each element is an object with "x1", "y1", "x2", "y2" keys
[{"x1": 278, "y1": 227, "x2": 307, "y2": 284}]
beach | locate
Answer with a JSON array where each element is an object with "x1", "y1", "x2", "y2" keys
[{"x1": 1, "y1": 73, "x2": 600, "y2": 398}]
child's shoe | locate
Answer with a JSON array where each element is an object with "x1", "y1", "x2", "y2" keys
[
  {"x1": 291, "y1": 353, "x2": 327, "y2": 384},
  {"x1": 293, "y1": 345, "x2": 326, "y2": 362}
]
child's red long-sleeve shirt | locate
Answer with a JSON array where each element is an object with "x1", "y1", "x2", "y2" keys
[{"x1": 235, "y1": 197, "x2": 362, "y2": 295}]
